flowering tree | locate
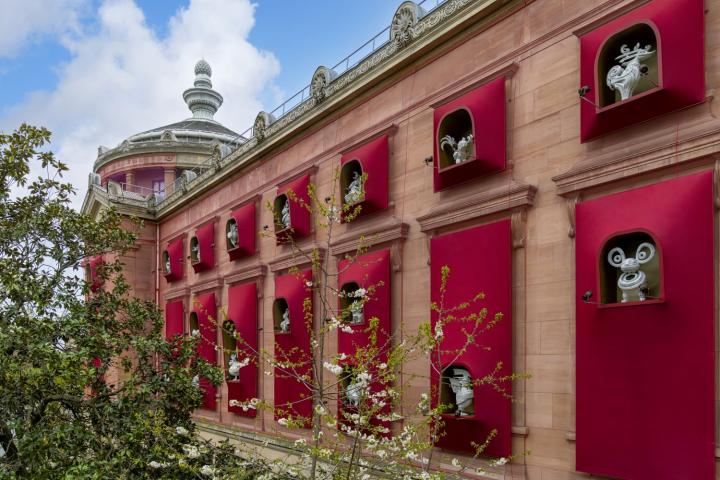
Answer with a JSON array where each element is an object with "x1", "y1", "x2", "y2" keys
[{"x1": 217, "y1": 170, "x2": 523, "y2": 479}]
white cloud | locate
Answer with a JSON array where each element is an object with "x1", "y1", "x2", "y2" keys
[
  {"x1": 0, "y1": 0, "x2": 281, "y2": 206},
  {"x1": 0, "y1": 0, "x2": 87, "y2": 58}
]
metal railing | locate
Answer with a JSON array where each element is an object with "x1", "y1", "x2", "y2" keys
[{"x1": 150, "y1": 0, "x2": 449, "y2": 206}]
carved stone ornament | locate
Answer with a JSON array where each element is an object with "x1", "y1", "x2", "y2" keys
[
  {"x1": 390, "y1": 1, "x2": 426, "y2": 47},
  {"x1": 448, "y1": 367, "x2": 474, "y2": 416},
  {"x1": 606, "y1": 42, "x2": 655, "y2": 101},
  {"x1": 440, "y1": 133, "x2": 474, "y2": 165},
  {"x1": 607, "y1": 242, "x2": 655, "y2": 302},
  {"x1": 253, "y1": 111, "x2": 275, "y2": 142},
  {"x1": 310, "y1": 66, "x2": 338, "y2": 103},
  {"x1": 160, "y1": 129, "x2": 177, "y2": 142}
]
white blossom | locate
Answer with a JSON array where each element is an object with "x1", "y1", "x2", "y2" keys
[
  {"x1": 148, "y1": 461, "x2": 165, "y2": 469},
  {"x1": 191, "y1": 329, "x2": 200, "y2": 337},
  {"x1": 278, "y1": 418, "x2": 288, "y2": 426},
  {"x1": 200, "y1": 464, "x2": 215, "y2": 476},
  {"x1": 175, "y1": 426, "x2": 189, "y2": 436},
  {"x1": 492, "y1": 457, "x2": 508, "y2": 466},
  {"x1": 323, "y1": 361, "x2": 343, "y2": 375},
  {"x1": 182, "y1": 444, "x2": 200, "y2": 459},
  {"x1": 451, "y1": 458, "x2": 461, "y2": 468},
  {"x1": 340, "y1": 324, "x2": 354, "y2": 334}
]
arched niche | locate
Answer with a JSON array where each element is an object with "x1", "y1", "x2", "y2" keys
[
  {"x1": 162, "y1": 250, "x2": 171, "y2": 275},
  {"x1": 440, "y1": 365, "x2": 474, "y2": 417},
  {"x1": 340, "y1": 160, "x2": 364, "y2": 207},
  {"x1": 189, "y1": 312, "x2": 199, "y2": 336},
  {"x1": 222, "y1": 319, "x2": 238, "y2": 380},
  {"x1": 226, "y1": 218, "x2": 239, "y2": 250},
  {"x1": 437, "y1": 108, "x2": 475, "y2": 170},
  {"x1": 597, "y1": 23, "x2": 659, "y2": 107},
  {"x1": 273, "y1": 194, "x2": 290, "y2": 233},
  {"x1": 273, "y1": 298, "x2": 290, "y2": 333},
  {"x1": 599, "y1": 231, "x2": 661, "y2": 304},
  {"x1": 340, "y1": 281, "x2": 364, "y2": 325},
  {"x1": 189, "y1": 236, "x2": 200, "y2": 264},
  {"x1": 341, "y1": 365, "x2": 359, "y2": 408}
]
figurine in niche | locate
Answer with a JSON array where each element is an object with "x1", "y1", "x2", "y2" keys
[
  {"x1": 345, "y1": 375, "x2": 361, "y2": 407},
  {"x1": 280, "y1": 199, "x2": 291, "y2": 229},
  {"x1": 227, "y1": 221, "x2": 238, "y2": 248},
  {"x1": 191, "y1": 374, "x2": 200, "y2": 388},
  {"x1": 164, "y1": 256, "x2": 172, "y2": 274},
  {"x1": 279, "y1": 307, "x2": 290, "y2": 332},
  {"x1": 344, "y1": 171, "x2": 364, "y2": 205},
  {"x1": 607, "y1": 242, "x2": 655, "y2": 302},
  {"x1": 227, "y1": 353, "x2": 241, "y2": 381},
  {"x1": 440, "y1": 133, "x2": 474, "y2": 165},
  {"x1": 448, "y1": 367, "x2": 474, "y2": 417},
  {"x1": 349, "y1": 300, "x2": 364, "y2": 325},
  {"x1": 606, "y1": 42, "x2": 655, "y2": 101},
  {"x1": 191, "y1": 241, "x2": 200, "y2": 263}
]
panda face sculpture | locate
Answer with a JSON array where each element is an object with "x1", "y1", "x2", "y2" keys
[{"x1": 607, "y1": 242, "x2": 655, "y2": 303}]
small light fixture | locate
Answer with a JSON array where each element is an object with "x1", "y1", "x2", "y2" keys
[
  {"x1": 423, "y1": 156, "x2": 433, "y2": 166},
  {"x1": 578, "y1": 86, "x2": 598, "y2": 107}
]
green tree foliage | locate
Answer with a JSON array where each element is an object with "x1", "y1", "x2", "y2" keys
[{"x1": 0, "y1": 125, "x2": 264, "y2": 479}]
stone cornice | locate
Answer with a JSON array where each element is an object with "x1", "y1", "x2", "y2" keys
[
  {"x1": 93, "y1": 140, "x2": 215, "y2": 173},
  {"x1": 330, "y1": 217, "x2": 409, "y2": 257},
  {"x1": 417, "y1": 182, "x2": 536, "y2": 232},
  {"x1": 552, "y1": 115, "x2": 720, "y2": 196},
  {"x1": 164, "y1": 286, "x2": 190, "y2": 301},
  {"x1": 339, "y1": 124, "x2": 400, "y2": 156},
  {"x1": 190, "y1": 276, "x2": 224, "y2": 295},
  {"x1": 429, "y1": 61, "x2": 518, "y2": 108},
  {"x1": 268, "y1": 247, "x2": 326, "y2": 273},
  {"x1": 225, "y1": 263, "x2": 266, "y2": 285},
  {"x1": 572, "y1": 0, "x2": 651, "y2": 37}
]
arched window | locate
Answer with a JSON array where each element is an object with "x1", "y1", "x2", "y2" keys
[
  {"x1": 600, "y1": 231, "x2": 661, "y2": 304},
  {"x1": 226, "y1": 218, "x2": 239, "y2": 250},
  {"x1": 274, "y1": 194, "x2": 290, "y2": 233},
  {"x1": 340, "y1": 281, "x2": 364, "y2": 325},
  {"x1": 340, "y1": 160, "x2": 364, "y2": 207},
  {"x1": 437, "y1": 108, "x2": 475, "y2": 170},
  {"x1": 222, "y1": 319, "x2": 238, "y2": 381},
  {"x1": 273, "y1": 298, "x2": 290, "y2": 333},
  {"x1": 440, "y1": 365, "x2": 474, "y2": 417},
  {"x1": 162, "y1": 250, "x2": 171, "y2": 275},
  {"x1": 189, "y1": 236, "x2": 200, "y2": 264},
  {"x1": 598, "y1": 23, "x2": 659, "y2": 107}
]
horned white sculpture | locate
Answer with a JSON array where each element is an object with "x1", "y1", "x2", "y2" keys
[
  {"x1": 344, "y1": 171, "x2": 364, "y2": 205},
  {"x1": 279, "y1": 308, "x2": 290, "y2": 333},
  {"x1": 440, "y1": 134, "x2": 474, "y2": 165},
  {"x1": 606, "y1": 42, "x2": 655, "y2": 101},
  {"x1": 227, "y1": 221, "x2": 238, "y2": 248},
  {"x1": 191, "y1": 241, "x2": 200, "y2": 262},
  {"x1": 448, "y1": 367, "x2": 474, "y2": 416},
  {"x1": 349, "y1": 300, "x2": 364, "y2": 325},
  {"x1": 281, "y1": 199, "x2": 291, "y2": 229},
  {"x1": 228, "y1": 353, "x2": 241, "y2": 381},
  {"x1": 607, "y1": 242, "x2": 656, "y2": 303}
]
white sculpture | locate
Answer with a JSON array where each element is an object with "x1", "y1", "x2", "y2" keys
[
  {"x1": 607, "y1": 242, "x2": 656, "y2": 303},
  {"x1": 349, "y1": 300, "x2": 364, "y2": 325},
  {"x1": 191, "y1": 240, "x2": 200, "y2": 262},
  {"x1": 192, "y1": 374, "x2": 200, "y2": 388},
  {"x1": 227, "y1": 221, "x2": 238, "y2": 248},
  {"x1": 606, "y1": 43, "x2": 655, "y2": 101},
  {"x1": 345, "y1": 376, "x2": 362, "y2": 407},
  {"x1": 228, "y1": 353, "x2": 241, "y2": 381},
  {"x1": 164, "y1": 256, "x2": 172, "y2": 274},
  {"x1": 448, "y1": 368, "x2": 474, "y2": 416},
  {"x1": 344, "y1": 171, "x2": 364, "y2": 205},
  {"x1": 279, "y1": 308, "x2": 290, "y2": 333},
  {"x1": 280, "y1": 199, "x2": 291, "y2": 229},
  {"x1": 440, "y1": 134, "x2": 474, "y2": 165}
]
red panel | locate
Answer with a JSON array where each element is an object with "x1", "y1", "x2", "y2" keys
[
  {"x1": 277, "y1": 174, "x2": 311, "y2": 241},
  {"x1": 192, "y1": 222, "x2": 215, "y2": 273},
  {"x1": 164, "y1": 237, "x2": 184, "y2": 282},
  {"x1": 433, "y1": 77, "x2": 506, "y2": 192},
  {"x1": 193, "y1": 292, "x2": 217, "y2": 410},
  {"x1": 430, "y1": 220, "x2": 512, "y2": 457},
  {"x1": 340, "y1": 135, "x2": 389, "y2": 219},
  {"x1": 165, "y1": 299, "x2": 184, "y2": 340},
  {"x1": 337, "y1": 250, "x2": 391, "y2": 356},
  {"x1": 274, "y1": 269, "x2": 313, "y2": 425},
  {"x1": 227, "y1": 202, "x2": 256, "y2": 261},
  {"x1": 227, "y1": 282, "x2": 258, "y2": 417},
  {"x1": 88, "y1": 255, "x2": 104, "y2": 292},
  {"x1": 579, "y1": 0, "x2": 705, "y2": 141},
  {"x1": 576, "y1": 172, "x2": 715, "y2": 479}
]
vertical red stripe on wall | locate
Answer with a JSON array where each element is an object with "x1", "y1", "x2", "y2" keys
[
  {"x1": 227, "y1": 282, "x2": 258, "y2": 417},
  {"x1": 165, "y1": 299, "x2": 184, "y2": 339},
  {"x1": 193, "y1": 292, "x2": 218, "y2": 410},
  {"x1": 430, "y1": 219, "x2": 512, "y2": 457},
  {"x1": 278, "y1": 174, "x2": 311, "y2": 239},
  {"x1": 575, "y1": 172, "x2": 715, "y2": 479}
]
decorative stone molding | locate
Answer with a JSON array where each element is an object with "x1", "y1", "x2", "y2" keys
[
  {"x1": 190, "y1": 277, "x2": 224, "y2": 295},
  {"x1": 165, "y1": 286, "x2": 190, "y2": 300},
  {"x1": 268, "y1": 247, "x2": 326, "y2": 273},
  {"x1": 310, "y1": 66, "x2": 338, "y2": 103},
  {"x1": 390, "y1": 1, "x2": 427, "y2": 48},
  {"x1": 511, "y1": 426, "x2": 529, "y2": 437},
  {"x1": 417, "y1": 182, "x2": 537, "y2": 232},
  {"x1": 330, "y1": 217, "x2": 409, "y2": 258},
  {"x1": 511, "y1": 210, "x2": 527, "y2": 249},
  {"x1": 565, "y1": 194, "x2": 581, "y2": 239},
  {"x1": 225, "y1": 263, "x2": 266, "y2": 286},
  {"x1": 253, "y1": 111, "x2": 276, "y2": 142}
]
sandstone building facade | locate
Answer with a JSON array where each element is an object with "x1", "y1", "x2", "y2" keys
[{"x1": 82, "y1": 0, "x2": 720, "y2": 478}]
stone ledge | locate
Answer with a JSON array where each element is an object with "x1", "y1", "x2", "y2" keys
[
  {"x1": 225, "y1": 263, "x2": 266, "y2": 285},
  {"x1": 330, "y1": 216, "x2": 409, "y2": 257},
  {"x1": 268, "y1": 247, "x2": 326, "y2": 273},
  {"x1": 190, "y1": 276, "x2": 224, "y2": 295}
]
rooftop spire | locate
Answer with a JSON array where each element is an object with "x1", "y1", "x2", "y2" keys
[{"x1": 182, "y1": 59, "x2": 223, "y2": 121}]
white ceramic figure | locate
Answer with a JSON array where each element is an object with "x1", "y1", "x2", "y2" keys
[
  {"x1": 227, "y1": 222, "x2": 238, "y2": 248},
  {"x1": 279, "y1": 308, "x2": 290, "y2": 333},
  {"x1": 228, "y1": 353, "x2": 241, "y2": 381},
  {"x1": 349, "y1": 300, "x2": 364, "y2": 325},
  {"x1": 281, "y1": 199, "x2": 291, "y2": 229},
  {"x1": 440, "y1": 134, "x2": 474, "y2": 165},
  {"x1": 448, "y1": 368, "x2": 474, "y2": 416},
  {"x1": 191, "y1": 241, "x2": 200, "y2": 262},
  {"x1": 344, "y1": 171, "x2": 364, "y2": 205},
  {"x1": 192, "y1": 374, "x2": 200, "y2": 388},
  {"x1": 165, "y1": 257, "x2": 172, "y2": 274},
  {"x1": 345, "y1": 376, "x2": 362, "y2": 407},
  {"x1": 607, "y1": 242, "x2": 655, "y2": 303},
  {"x1": 606, "y1": 43, "x2": 655, "y2": 101}
]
